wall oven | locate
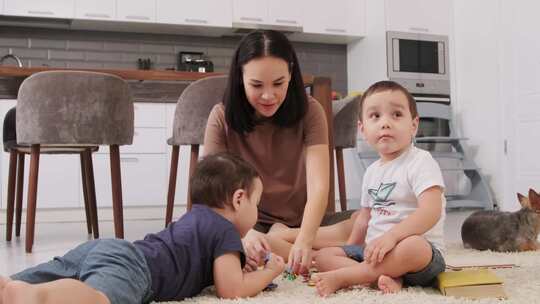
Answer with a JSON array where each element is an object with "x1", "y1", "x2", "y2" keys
[{"x1": 386, "y1": 31, "x2": 450, "y2": 95}]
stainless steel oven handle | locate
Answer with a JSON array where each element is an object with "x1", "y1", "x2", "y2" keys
[{"x1": 414, "y1": 96, "x2": 451, "y2": 103}]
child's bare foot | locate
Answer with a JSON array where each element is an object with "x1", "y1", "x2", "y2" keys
[
  {"x1": 0, "y1": 276, "x2": 12, "y2": 304},
  {"x1": 377, "y1": 275, "x2": 403, "y2": 294},
  {"x1": 311, "y1": 271, "x2": 344, "y2": 297},
  {"x1": 3, "y1": 280, "x2": 42, "y2": 304},
  {"x1": 268, "y1": 222, "x2": 288, "y2": 234}
]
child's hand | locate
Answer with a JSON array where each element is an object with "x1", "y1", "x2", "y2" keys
[
  {"x1": 264, "y1": 253, "x2": 286, "y2": 275},
  {"x1": 364, "y1": 232, "x2": 398, "y2": 264},
  {"x1": 242, "y1": 230, "x2": 271, "y2": 269}
]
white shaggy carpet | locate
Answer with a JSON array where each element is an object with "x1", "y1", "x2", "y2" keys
[{"x1": 161, "y1": 243, "x2": 540, "y2": 304}]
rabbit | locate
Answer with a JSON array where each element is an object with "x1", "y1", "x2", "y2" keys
[{"x1": 461, "y1": 188, "x2": 540, "y2": 252}]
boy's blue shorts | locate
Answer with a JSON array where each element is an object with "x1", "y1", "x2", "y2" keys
[{"x1": 342, "y1": 242, "x2": 445, "y2": 287}]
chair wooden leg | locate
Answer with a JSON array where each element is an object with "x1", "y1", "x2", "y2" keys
[
  {"x1": 6, "y1": 151, "x2": 17, "y2": 241},
  {"x1": 109, "y1": 145, "x2": 124, "y2": 239},
  {"x1": 84, "y1": 149, "x2": 99, "y2": 239},
  {"x1": 26, "y1": 145, "x2": 40, "y2": 253},
  {"x1": 335, "y1": 147, "x2": 347, "y2": 211},
  {"x1": 80, "y1": 153, "x2": 92, "y2": 235},
  {"x1": 165, "y1": 145, "x2": 179, "y2": 227},
  {"x1": 15, "y1": 153, "x2": 25, "y2": 237},
  {"x1": 186, "y1": 145, "x2": 199, "y2": 212}
]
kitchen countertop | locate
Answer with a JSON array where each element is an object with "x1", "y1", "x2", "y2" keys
[
  {"x1": 0, "y1": 66, "x2": 225, "y2": 81},
  {"x1": 0, "y1": 66, "x2": 317, "y2": 103}
]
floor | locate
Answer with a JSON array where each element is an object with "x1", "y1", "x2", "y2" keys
[{"x1": 0, "y1": 210, "x2": 474, "y2": 276}]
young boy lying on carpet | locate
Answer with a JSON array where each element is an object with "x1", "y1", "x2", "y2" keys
[
  {"x1": 267, "y1": 81, "x2": 447, "y2": 296},
  {"x1": 0, "y1": 153, "x2": 285, "y2": 304}
]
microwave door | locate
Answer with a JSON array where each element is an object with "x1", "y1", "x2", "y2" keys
[{"x1": 399, "y1": 39, "x2": 440, "y2": 74}]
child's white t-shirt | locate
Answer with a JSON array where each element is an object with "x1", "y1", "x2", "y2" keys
[{"x1": 361, "y1": 145, "x2": 446, "y2": 253}]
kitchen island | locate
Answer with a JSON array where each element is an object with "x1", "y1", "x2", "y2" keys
[{"x1": 0, "y1": 66, "x2": 336, "y2": 217}]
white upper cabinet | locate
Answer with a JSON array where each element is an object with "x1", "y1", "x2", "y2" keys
[
  {"x1": 233, "y1": 0, "x2": 302, "y2": 28},
  {"x1": 0, "y1": 0, "x2": 4, "y2": 14},
  {"x1": 158, "y1": 0, "x2": 232, "y2": 28},
  {"x1": 267, "y1": 0, "x2": 302, "y2": 28},
  {"x1": 4, "y1": 0, "x2": 74, "y2": 18},
  {"x1": 303, "y1": 0, "x2": 364, "y2": 36},
  {"x1": 385, "y1": 0, "x2": 451, "y2": 35},
  {"x1": 117, "y1": 0, "x2": 156, "y2": 23},
  {"x1": 75, "y1": 0, "x2": 115, "y2": 20},
  {"x1": 233, "y1": 0, "x2": 268, "y2": 25}
]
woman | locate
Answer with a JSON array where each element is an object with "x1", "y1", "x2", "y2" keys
[{"x1": 203, "y1": 30, "x2": 356, "y2": 274}]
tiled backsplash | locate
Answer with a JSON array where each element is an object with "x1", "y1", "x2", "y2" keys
[{"x1": 0, "y1": 26, "x2": 348, "y2": 94}]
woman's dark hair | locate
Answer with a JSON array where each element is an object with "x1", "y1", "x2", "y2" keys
[
  {"x1": 359, "y1": 80, "x2": 418, "y2": 121},
  {"x1": 190, "y1": 153, "x2": 260, "y2": 208},
  {"x1": 224, "y1": 30, "x2": 308, "y2": 133}
]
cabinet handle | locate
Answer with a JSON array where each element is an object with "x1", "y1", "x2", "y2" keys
[
  {"x1": 325, "y1": 28, "x2": 346, "y2": 33},
  {"x1": 27, "y1": 10, "x2": 54, "y2": 16},
  {"x1": 84, "y1": 13, "x2": 111, "y2": 19},
  {"x1": 275, "y1": 19, "x2": 297, "y2": 25},
  {"x1": 120, "y1": 157, "x2": 139, "y2": 163},
  {"x1": 126, "y1": 15, "x2": 150, "y2": 21},
  {"x1": 185, "y1": 18, "x2": 208, "y2": 24},
  {"x1": 409, "y1": 27, "x2": 429, "y2": 32},
  {"x1": 240, "y1": 16, "x2": 263, "y2": 22}
]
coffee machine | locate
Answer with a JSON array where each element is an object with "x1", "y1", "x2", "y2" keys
[{"x1": 177, "y1": 51, "x2": 214, "y2": 73}]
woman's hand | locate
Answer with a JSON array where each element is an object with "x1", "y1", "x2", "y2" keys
[
  {"x1": 242, "y1": 229, "x2": 271, "y2": 272},
  {"x1": 287, "y1": 240, "x2": 312, "y2": 275}
]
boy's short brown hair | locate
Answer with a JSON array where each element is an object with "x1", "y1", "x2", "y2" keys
[
  {"x1": 359, "y1": 80, "x2": 418, "y2": 121},
  {"x1": 190, "y1": 152, "x2": 260, "y2": 208}
]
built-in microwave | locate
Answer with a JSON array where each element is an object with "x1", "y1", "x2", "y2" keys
[{"x1": 386, "y1": 31, "x2": 450, "y2": 95}]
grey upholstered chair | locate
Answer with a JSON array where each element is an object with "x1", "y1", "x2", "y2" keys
[
  {"x1": 332, "y1": 94, "x2": 361, "y2": 211},
  {"x1": 165, "y1": 75, "x2": 228, "y2": 226},
  {"x1": 11, "y1": 70, "x2": 134, "y2": 253},
  {"x1": 3, "y1": 107, "x2": 98, "y2": 243}
]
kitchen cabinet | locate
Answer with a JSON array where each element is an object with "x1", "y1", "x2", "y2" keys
[
  {"x1": 0, "y1": 101, "x2": 184, "y2": 209},
  {"x1": 1, "y1": 0, "x2": 5, "y2": 15},
  {"x1": 117, "y1": 0, "x2": 156, "y2": 23},
  {"x1": 4, "y1": 0, "x2": 74, "y2": 19},
  {"x1": 93, "y1": 102, "x2": 169, "y2": 207},
  {"x1": 385, "y1": 0, "x2": 451, "y2": 35},
  {"x1": 267, "y1": 0, "x2": 302, "y2": 28},
  {"x1": 302, "y1": 0, "x2": 364, "y2": 36},
  {"x1": 233, "y1": 0, "x2": 302, "y2": 28},
  {"x1": 92, "y1": 153, "x2": 167, "y2": 207},
  {"x1": 232, "y1": 0, "x2": 267, "y2": 25},
  {"x1": 157, "y1": 0, "x2": 232, "y2": 28},
  {"x1": 75, "y1": 0, "x2": 115, "y2": 21}
]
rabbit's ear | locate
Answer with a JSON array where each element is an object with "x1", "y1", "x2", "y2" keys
[
  {"x1": 517, "y1": 192, "x2": 530, "y2": 208},
  {"x1": 528, "y1": 189, "x2": 540, "y2": 210}
]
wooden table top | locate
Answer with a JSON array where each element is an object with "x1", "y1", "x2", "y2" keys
[{"x1": 0, "y1": 66, "x2": 316, "y2": 84}]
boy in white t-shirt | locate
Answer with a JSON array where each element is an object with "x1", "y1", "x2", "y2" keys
[{"x1": 311, "y1": 81, "x2": 446, "y2": 296}]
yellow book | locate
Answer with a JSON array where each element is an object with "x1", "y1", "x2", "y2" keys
[{"x1": 437, "y1": 269, "x2": 507, "y2": 299}]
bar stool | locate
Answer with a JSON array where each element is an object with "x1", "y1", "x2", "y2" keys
[
  {"x1": 165, "y1": 75, "x2": 228, "y2": 226},
  {"x1": 12, "y1": 70, "x2": 134, "y2": 252}
]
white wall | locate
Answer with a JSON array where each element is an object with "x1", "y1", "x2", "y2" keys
[{"x1": 451, "y1": 0, "x2": 504, "y2": 207}]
